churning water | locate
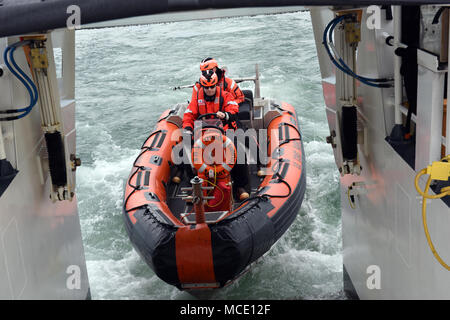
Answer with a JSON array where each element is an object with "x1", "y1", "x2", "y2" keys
[{"x1": 75, "y1": 10, "x2": 344, "y2": 300}]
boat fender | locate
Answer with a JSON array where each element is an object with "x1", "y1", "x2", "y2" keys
[
  {"x1": 45, "y1": 131, "x2": 67, "y2": 187},
  {"x1": 341, "y1": 105, "x2": 357, "y2": 160}
]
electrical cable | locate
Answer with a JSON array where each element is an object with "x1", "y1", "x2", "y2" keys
[
  {"x1": 323, "y1": 14, "x2": 393, "y2": 88},
  {"x1": 205, "y1": 178, "x2": 225, "y2": 208},
  {"x1": 1, "y1": 48, "x2": 35, "y2": 112},
  {"x1": 327, "y1": 16, "x2": 391, "y2": 84},
  {"x1": 9, "y1": 45, "x2": 38, "y2": 101},
  {"x1": 325, "y1": 15, "x2": 391, "y2": 87},
  {"x1": 419, "y1": 174, "x2": 450, "y2": 271},
  {"x1": 1, "y1": 41, "x2": 38, "y2": 121}
]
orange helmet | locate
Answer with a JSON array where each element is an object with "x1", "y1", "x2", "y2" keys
[
  {"x1": 199, "y1": 70, "x2": 218, "y2": 87},
  {"x1": 200, "y1": 57, "x2": 218, "y2": 71}
]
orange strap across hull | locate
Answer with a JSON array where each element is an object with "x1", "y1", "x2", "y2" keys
[{"x1": 175, "y1": 224, "x2": 216, "y2": 284}]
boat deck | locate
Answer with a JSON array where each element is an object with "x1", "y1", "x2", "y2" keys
[{"x1": 166, "y1": 163, "x2": 262, "y2": 223}]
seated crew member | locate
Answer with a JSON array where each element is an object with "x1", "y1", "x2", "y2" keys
[
  {"x1": 183, "y1": 70, "x2": 238, "y2": 133},
  {"x1": 190, "y1": 57, "x2": 245, "y2": 105},
  {"x1": 183, "y1": 70, "x2": 249, "y2": 200}
]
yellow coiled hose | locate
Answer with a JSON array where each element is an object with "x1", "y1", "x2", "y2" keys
[{"x1": 414, "y1": 156, "x2": 450, "y2": 270}]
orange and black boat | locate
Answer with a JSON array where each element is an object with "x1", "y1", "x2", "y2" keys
[{"x1": 123, "y1": 79, "x2": 306, "y2": 292}]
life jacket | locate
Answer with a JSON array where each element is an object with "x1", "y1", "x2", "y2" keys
[
  {"x1": 192, "y1": 69, "x2": 244, "y2": 104},
  {"x1": 217, "y1": 70, "x2": 230, "y2": 91},
  {"x1": 218, "y1": 70, "x2": 244, "y2": 104},
  {"x1": 196, "y1": 86, "x2": 237, "y2": 130},
  {"x1": 196, "y1": 86, "x2": 224, "y2": 115}
]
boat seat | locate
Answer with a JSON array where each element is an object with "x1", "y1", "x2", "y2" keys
[{"x1": 238, "y1": 90, "x2": 253, "y2": 121}]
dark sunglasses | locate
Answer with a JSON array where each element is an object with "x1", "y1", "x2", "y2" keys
[{"x1": 202, "y1": 70, "x2": 215, "y2": 77}]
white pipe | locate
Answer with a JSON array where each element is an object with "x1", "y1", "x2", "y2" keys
[
  {"x1": 340, "y1": 23, "x2": 349, "y2": 101},
  {"x1": 42, "y1": 72, "x2": 55, "y2": 126},
  {"x1": 36, "y1": 71, "x2": 48, "y2": 126},
  {"x1": 0, "y1": 123, "x2": 6, "y2": 160},
  {"x1": 254, "y1": 64, "x2": 260, "y2": 99},
  {"x1": 393, "y1": 6, "x2": 403, "y2": 125},
  {"x1": 381, "y1": 32, "x2": 407, "y2": 48}
]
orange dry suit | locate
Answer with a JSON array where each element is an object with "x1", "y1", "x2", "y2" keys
[
  {"x1": 190, "y1": 69, "x2": 245, "y2": 105},
  {"x1": 183, "y1": 86, "x2": 239, "y2": 132}
]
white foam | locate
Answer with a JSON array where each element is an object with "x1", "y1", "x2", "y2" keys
[{"x1": 86, "y1": 250, "x2": 181, "y2": 300}]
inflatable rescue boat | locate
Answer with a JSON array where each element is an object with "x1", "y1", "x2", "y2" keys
[{"x1": 123, "y1": 72, "x2": 306, "y2": 291}]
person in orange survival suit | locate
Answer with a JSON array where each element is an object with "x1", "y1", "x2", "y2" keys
[
  {"x1": 190, "y1": 57, "x2": 245, "y2": 106},
  {"x1": 183, "y1": 70, "x2": 250, "y2": 200}
]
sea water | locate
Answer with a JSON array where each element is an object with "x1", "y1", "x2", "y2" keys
[{"x1": 75, "y1": 10, "x2": 344, "y2": 300}]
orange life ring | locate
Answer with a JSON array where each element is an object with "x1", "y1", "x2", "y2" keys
[{"x1": 191, "y1": 129, "x2": 236, "y2": 178}]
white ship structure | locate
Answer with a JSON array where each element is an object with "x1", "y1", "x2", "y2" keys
[
  {"x1": 0, "y1": 28, "x2": 89, "y2": 299},
  {"x1": 310, "y1": 4, "x2": 450, "y2": 299}
]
